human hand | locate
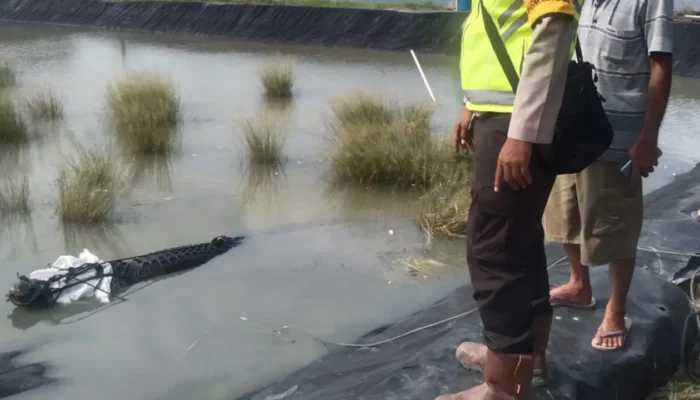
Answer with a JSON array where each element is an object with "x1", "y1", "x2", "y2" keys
[
  {"x1": 453, "y1": 108, "x2": 473, "y2": 154},
  {"x1": 627, "y1": 135, "x2": 659, "y2": 182},
  {"x1": 494, "y1": 138, "x2": 533, "y2": 192}
]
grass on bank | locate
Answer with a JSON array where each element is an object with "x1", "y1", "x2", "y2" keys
[
  {"x1": 26, "y1": 89, "x2": 64, "y2": 120},
  {"x1": 238, "y1": 114, "x2": 287, "y2": 164},
  {"x1": 258, "y1": 62, "x2": 295, "y2": 99},
  {"x1": 417, "y1": 153, "x2": 472, "y2": 238},
  {"x1": 116, "y1": 0, "x2": 446, "y2": 11},
  {"x1": 56, "y1": 145, "x2": 125, "y2": 223},
  {"x1": 648, "y1": 377, "x2": 700, "y2": 400},
  {"x1": 0, "y1": 98, "x2": 29, "y2": 144},
  {"x1": 0, "y1": 176, "x2": 30, "y2": 217},
  {"x1": 106, "y1": 72, "x2": 181, "y2": 154},
  {"x1": 0, "y1": 62, "x2": 15, "y2": 88}
]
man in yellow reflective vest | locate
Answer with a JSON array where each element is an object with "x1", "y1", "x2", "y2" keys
[{"x1": 438, "y1": 0, "x2": 581, "y2": 399}]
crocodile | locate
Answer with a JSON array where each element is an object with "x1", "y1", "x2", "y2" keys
[{"x1": 6, "y1": 235, "x2": 245, "y2": 308}]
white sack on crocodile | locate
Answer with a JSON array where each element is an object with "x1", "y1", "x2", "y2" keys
[{"x1": 27, "y1": 249, "x2": 113, "y2": 304}]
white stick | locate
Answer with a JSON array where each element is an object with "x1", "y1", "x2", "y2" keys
[{"x1": 410, "y1": 49, "x2": 436, "y2": 103}]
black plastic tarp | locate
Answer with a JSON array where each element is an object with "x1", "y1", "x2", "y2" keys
[
  {"x1": 2, "y1": 0, "x2": 700, "y2": 78},
  {"x1": 246, "y1": 164, "x2": 700, "y2": 400}
]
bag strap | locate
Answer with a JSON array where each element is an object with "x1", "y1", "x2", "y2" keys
[{"x1": 478, "y1": 0, "x2": 583, "y2": 94}]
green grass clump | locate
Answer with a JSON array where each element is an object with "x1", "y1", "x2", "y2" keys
[
  {"x1": 26, "y1": 90, "x2": 64, "y2": 120},
  {"x1": 0, "y1": 176, "x2": 30, "y2": 217},
  {"x1": 56, "y1": 146, "x2": 124, "y2": 223},
  {"x1": 106, "y1": 72, "x2": 180, "y2": 153},
  {"x1": 0, "y1": 62, "x2": 15, "y2": 88},
  {"x1": 258, "y1": 62, "x2": 294, "y2": 99},
  {"x1": 327, "y1": 93, "x2": 437, "y2": 188},
  {"x1": 0, "y1": 98, "x2": 29, "y2": 144},
  {"x1": 239, "y1": 115, "x2": 287, "y2": 164}
]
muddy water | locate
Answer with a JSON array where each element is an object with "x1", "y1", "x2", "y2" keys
[{"x1": 0, "y1": 22, "x2": 698, "y2": 400}]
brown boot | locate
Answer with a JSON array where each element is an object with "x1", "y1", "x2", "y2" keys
[
  {"x1": 455, "y1": 314, "x2": 552, "y2": 387},
  {"x1": 436, "y1": 349, "x2": 535, "y2": 400}
]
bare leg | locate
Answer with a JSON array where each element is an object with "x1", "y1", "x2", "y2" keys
[
  {"x1": 592, "y1": 257, "x2": 635, "y2": 349},
  {"x1": 549, "y1": 243, "x2": 593, "y2": 305}
]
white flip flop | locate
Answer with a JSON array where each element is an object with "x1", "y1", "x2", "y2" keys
[{"x1": 591, "y1": 316, "x2": 632, "y2": 352}]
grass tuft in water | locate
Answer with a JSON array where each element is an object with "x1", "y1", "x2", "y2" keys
[
  {"x1": 0, "y1": 175, "x2": 30, "y2": 217},
  {"x1": 26, "y1": 89, "x2": 64, "y2": 120},
  {"x1": 106, "y1": 72, "x2": 181, "y2": 153},
  {"x1": 0, "y1": 98, "x2": 29, "y2": 144},
  {"x1": 56, "y1": 145, "x2": 125, "y2": 224},
  {"x1": 0, "y1": 62, "x2": 16, "y2": 88},
  {"x1": 239, "y1": 114, "x2": 287, "y2": 164},
  {"x1": 327, "y1": 93, "x2": 437, "y2": 189},
  {"x1": 258, "y1": 61, "x2": 295, "y2": 99}
]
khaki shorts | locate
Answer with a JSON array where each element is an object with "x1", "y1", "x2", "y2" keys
[{"x1": 543, "y1": 161, "x2": 643, "y2": 266}]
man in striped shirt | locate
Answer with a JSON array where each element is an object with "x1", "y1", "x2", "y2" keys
[{"x1": 544, "y1": 0, "x2": 674, "y2": 351}]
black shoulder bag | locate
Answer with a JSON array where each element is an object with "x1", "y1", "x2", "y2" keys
[{"x1": 479, "y1": 1, "x2": 614, "y2": 175}]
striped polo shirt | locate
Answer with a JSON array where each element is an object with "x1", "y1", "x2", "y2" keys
[{"x1": 577, "y1": 0, "x2": 674, "y2": 163}]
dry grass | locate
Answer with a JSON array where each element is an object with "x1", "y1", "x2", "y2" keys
[
  {"x1": 0, "y1": 175, "x2": 30, "y2": 217},
  {"x1": 330, "y1": 93, "x2": 432, "y2": 131},
  {"x1": 26, "y1": 89, "x2": 64, "y2": 120},
  {"x1": 56, "y1": 145, "x2": 125, "y2": 223},
  {"x1": 416, "y1": 147, "x2": 473, "y2": 238},
  {"x1": 648, "y1": 379, "x2": 700, "y2": 400},
  {"x1": 106, "y1": 72, "x2": 181, "y2": 153},
  {"x1": 258, "y1": 61, "x2": 294, "y2": 99},
  {"x1": 238, "y1": 114, "x2": 287, "y2": 164},
  {"x1": 0, "y1": 62, "x2": 15, "y2": 88},
  {"x1": 0, "y1": 98, "x2": 29, "y2": 144},
  {"x1": 327, "y1": 94, "x2": 439, "y2": 189}
]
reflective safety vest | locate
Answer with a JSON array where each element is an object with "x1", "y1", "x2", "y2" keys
[{"x1": 461, "y1": 0, "x2": 581, "y2": 114}]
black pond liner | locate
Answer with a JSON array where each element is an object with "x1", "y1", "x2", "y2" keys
[
  {"x1": 2, "y1": 0, "x2": 700, "y2": 80},
  {"x1": 246, "y1": 163, "x2": 700, "y2": 400}
]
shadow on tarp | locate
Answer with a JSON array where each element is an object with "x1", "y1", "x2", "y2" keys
[{"x1": 246, "y1": 163, "x2": 700, "y2": 400}]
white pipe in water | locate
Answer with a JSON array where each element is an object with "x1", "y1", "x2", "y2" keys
[{"x1": 410, "y1": 49, "x2": 437, "y2": 103}]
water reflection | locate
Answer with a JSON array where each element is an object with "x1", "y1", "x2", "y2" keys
[
  {"x1": 7, "y1": 300, "x2": 104, "y2": 331},
  {"x1": 126, "y1": 152, "x2": 176, "y2": 195},
  {"x1": 60, "y1": 221, "x2": 128, "y2": 259},
  {"x1": 240, "y1": 163, "x2": 288, "y2": 211},
  {"x1": 0, "y1": 213, "x2": 38, "y2": 259},
  {"x1": 0, "y1": 145, "x2": 30, "y2": 179},
  {"x1": 261, "y1": 96, "x2": 295, "y2": 117},
  {"x1": 325, "y1": 182, "x2": 420, "y2": 224}
]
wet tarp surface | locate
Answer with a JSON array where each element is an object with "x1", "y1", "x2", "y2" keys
[
  {"x1": 247, "y1": 164, "x2": 700, "y2": 400},
  {"x1": 0, "y1": 348, "x2": 54, "y2": 399}
]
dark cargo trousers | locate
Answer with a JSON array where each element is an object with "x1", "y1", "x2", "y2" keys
[{"x1": 466, "y1": 113, "x2": 556, "y2": 354}]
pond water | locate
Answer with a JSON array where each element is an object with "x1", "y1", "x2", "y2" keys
[{"x1": 0, "y1": 22, "x2": 697, "y2": 400}]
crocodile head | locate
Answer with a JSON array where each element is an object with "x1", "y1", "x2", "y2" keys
[{"x1": 6, "y1": 276, "x2": 49, "y2": 307}]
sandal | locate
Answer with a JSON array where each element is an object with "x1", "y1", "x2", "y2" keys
[
  {"x1": 550, "y1": 293, "x2": 597, "y2": 310},
  {"x1": 591, "y1": 316, "x2": 632, "y2": 351}
]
